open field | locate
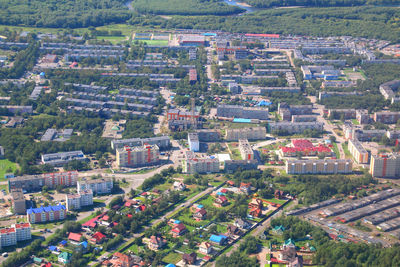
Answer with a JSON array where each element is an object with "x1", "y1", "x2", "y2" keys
[{"x1": 0, "y1": 159, "x2": 18, "y2": 181}]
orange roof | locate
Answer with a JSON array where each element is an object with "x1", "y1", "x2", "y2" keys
[{"x1": 68, "y1": 232, "x2": 82, "y2": 242}]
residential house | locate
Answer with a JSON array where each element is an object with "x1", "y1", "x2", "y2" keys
[
  {"x1": 234, "y1": 218, "x2": 251, "y2": 230},
  {"x1": 249, "y1": 198, "x2": 264, "y2": 210},
  {"x1": 182, "y1": 252, "x2": 197, "y2": 265},
  {"x1": 148, "y1": 235, "x2": 166, "y2": 251},
  {"x1": 68, "y1": 232, "x2": 82, "y2": 245},
  {"x1": 193, "y1": 207, "x2": 207, "y2": 221},
  {"x1": 240, "y1": 182, "x2": 251, "y2": 194},
  {"x1": 275, "y1": 190, "x2": 285, "y2": 199},
  {"x1": 90, "y1": 232, "x2": 106, "y2": 244},
  {"x1": 58, "y1": 252, "x2": 72, "y2": 265},
  {"x1": 173, "y1": 181, "x2": 186, "y2": 191},
  {"x1": 171, "y1": 223, "x2": 187, "y2": 238},
  {"x1": 199, "y1": 242, "x2": 213, "y2": 255},
  {"x1": 272, "y1": 225, "x2": 285, "y2": 235},
  {"x1": 227, "y1": 225, "x2": 241, "y2": 236},
  {"x1": 209, "y1": 234, "x2": 227, "y2": 245},
  {"x1": 214, "y1": 196, "x2": 229, "y2": 207}
]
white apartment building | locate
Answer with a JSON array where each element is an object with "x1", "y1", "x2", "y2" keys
[
  {"x1": 66, "y1": 189, "x2": 93, "y2": 211},
  {"x1": 77, "y1": 178, "x2": 113, "y2": 195}
]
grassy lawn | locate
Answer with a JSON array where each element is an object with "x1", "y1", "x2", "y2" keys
[
  {"x1": 0, "y1": 159, "x2": 19, "y2": 181},
  {"x1": 162, "y1": 252, "x2": 182, "y2": 264},
  {"x1": 227, "y1": 143, "x2": 242, "y2": 160},
  {"x1": 78, "y1": 212, "x2": 97, "y2": 224},
  {"x1": 142, "y1": 39, "x2": 169, "y2": 46},
  {"x1": 332, "y1": 142, "x2": 340, "y2": 159},
  {"x1": 341, "y1": 143, "x2": 351, "y2": 158},
  {"x1": 351, "y1": 119, "x2": 360, "y2": 125},
  {"x1": 198, "y1": 195, "x2": 216, "y2": 209},
  {"x1": 262, "y1": 198, "x2": 287, "y2": 205}
]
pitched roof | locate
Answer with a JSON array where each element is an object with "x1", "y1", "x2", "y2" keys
[{"x1": 68, "y1": 232, "x2": 82, "y2": 242}]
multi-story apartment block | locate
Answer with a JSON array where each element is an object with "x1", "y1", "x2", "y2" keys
[
  {"x1": 167, "y1": 109, "x2": 200, "y2": 121},
  {"x1": 196, "y1": 129, "x2": 221, "y2": 142},
  {"x1": 268, "y1": 122, "x2": 324, "y2": 134},
  {"x1": 374, "y1": 111, "x2": 400, "y2": 124},
  {"x1": 379, "y1": 80, "x2": 400, "y2": 103},
  {"x1": 27, "y1": 204, "x2": 66, "y2": 224},
  {"x1": 183, "y1": 151, "x2": 219, "y2": 174},
  {"x1": 238, "y1": 139, "x2": 254, "y2": 160},
  {"x1": 370, "y1": 153, "x2": 400, "y2": 178},
  {"x1": 111, "y1": 136, "x2": 170, "y2": 150},
  {"x1": 278, "y1": 103, "x2": 313, "y2": 121},
  {"x1": 77, "y1": 178, "x2": 114, "y2": 194},
  {"x1": 188, "y1": 133, "x2": 200, "y2": 152},
  {"x1": 291, "y1": 115, "x2": 317, "y2": 123},
  {"x1": 8, "y1": 171, "x2": 78, "y2": 192},
  {"x1": 10, "y1": 188, "x2": 26, "y2": 215},
  {"x1": 216, "y1": 105, "x2": 268, "y2": 120},
  {"x1": 116, "y1": 144, "x2": 160, "y2": 168},
  {"x1": 286, "y1": 159, "x2": 353, "y2": 175},
  {"x1": 348, "y1": 139, "x2": 369, "y2": 164},
  {"x1": 0, "y1": 224, "x2": 31, "y2": 248},
  {"x1": 66, "y1": 189, "x2": 93, "y2": 211},
  {"x1": 41, "y1": 151, "x2": 87, "y2": 166},
  {"x1": 225, "y1": 127, "x2": 266, "y2": 141},
  {"x1": 77, "y1": 178, "x2": 113, "y2": 195},
  {"x1": 356, "y1": 109, "x2": 370, "y2": 124}
]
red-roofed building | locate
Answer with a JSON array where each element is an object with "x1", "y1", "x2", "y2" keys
[
  {"x1": 193, "y1": 208, "x2": 207, "y2": 221},
  {"x1": 280, "y1": 139, "x2": 333, "y2": 157},
  {"x1": 171, "y1": 223, "x2": 187, "y2": 238},
  {"x1": 214, "y1": 196, "x2": 229, "y2": 207},
  {"x1": 90, "y1": 232, "x2": 106, "y2": 244},
  {"x1": 227, "y1": 180, "x2": 235, "y2": 186},
  {"x1": 68, "y1": 232, "x2": 82, "y2": 244},
  {"x1": 240, "y1": 182, "x2": 251, "y2": 194},
  {"x1": 249, "y1": 207, "x2": 262, "y2": 218},
  {"x1": 108, "y1": 252, "x2": 135, "y2": 267}
]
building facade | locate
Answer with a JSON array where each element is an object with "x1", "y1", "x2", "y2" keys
[
  {"x1": 183, "y1": 151, "x2": 219, "y2": 174},
  {"x1": 348, "y1": 139, "x2": 369, "y2": 164},
  {"x1": 10, "y1": 188, "x2": 26, "y2": 215},
  {"x1": 27, "y1": 204, "x2": 66, "y2": 224},
  {"x1": 269, "y1": 122, "x2": 324, "y2": 134},
  {"x1": 66, "y1": 189, "x2": 93, "y2": 211},
  {"x1": 111, "y1": 136, "x2": 170, "y2": 150},
  {"x1": 8, "y1": 171, "x2": 78, "y2": 192},
  {"x1": 116, "y1": 144, "x2": 160, "y2": 168},
  {"x1": 370, "y1": 153, "x2": 400, "y2": 178},
  {"x1": 0, "y1": 223, "x2": 31, "y2": 248},
  {"x1": 77, "y1": 178, "x2": 113, "y2": 195},
  {"x1": 286, "y1": 159, "x2": 353, "y2": 175},
  {"x1": 188, "y1": 133, "x2": 200, "y2": 152},
  {"x1": 225, "y1": 127, "x2": 266, "y2": 141},
  {"x1": 238, "y1": 139, "x2": 254, "y2": 160}
]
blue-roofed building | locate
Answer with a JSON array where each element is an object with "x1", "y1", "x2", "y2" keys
[
  {"x1": 59, "y1": 240, "x2": 67, "y2": 246},
  {"x1": 48, "y1": 245, "x2": 59, "y2": 252},
  {"x1": 209, "y1": 234, "x2": 227, "y2": 245},
  {"x1": 27, "y1": 204, "x2": 66, "y2": 224},
  {"x1": 165, "y1": 264, "x2": 176, "y2": 267}
]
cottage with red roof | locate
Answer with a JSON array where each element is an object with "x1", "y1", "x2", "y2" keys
[
  {"x1": 193, "y1": 207, "x2": 207, "y2": 221},
  {"x1": 240, "y1": 183, "x2": 251, "y2": 194},
  {"x1": 214, "y1": 196, "x2": 229, "y2": 207},
  {"x1": 68, "y1": 232, "x2": 82, "y2": 244},
  {"x1": 90, "y1": 231, "x2": 106, "y2": 244},
  {"x1": 171, "y1": 223, "x2": 187, "y2": 238}
]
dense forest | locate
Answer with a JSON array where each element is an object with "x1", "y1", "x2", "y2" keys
[
  {"x1": 129, "y1": 6, "x2": 400, "y2": 42},
  {"x1": 0, "y1": 0, "x2": 131, "y2": 28},
  {"x1": 245, "y1": 0, "x2": 400, "y2": 8},
  {"x1": 133, "y1": 0, "x2": 244, "y2": 15}
]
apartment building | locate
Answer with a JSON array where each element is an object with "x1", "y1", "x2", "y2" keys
[
  {"x1": 379, "y1": 80, "x2": 400, "y2": 103},
  {"x1": 374, "y1": 111, "x2": 400, "y2": 124},
  {"x1": 66, "y1": 189, "x2": 93, "y2": 211},
  {"x1": 41, "y1": 151, "x2": 87, "y2": 166},
  {"x1": 116, "y1": 144, "x2": 160, "y2": 168},
  {"x1": 77, "y1": 178, "x2": 113, "y2": 195},
  {"x1": 8, "y1": 171, "x2": 78, "y2": 192},
  {"x1": 348, "y1": 139, "x2": 369, "y2": 164},
  {"x1": 286, "y1": 159, "x2": 353, "y2": 175},
  {"x1": 0, "y1": 223, "x2": 31, "y2": 248},
  {"x1": 225, "y1": 127, "x2": 266, "y2": 141},
  {"x1": 10, "y1": 188, "x2": 26, "y2": 215},
  {"x1": 216, "y1": 105, "x2": 268, "y2": 120},
  {"x1": 183, "y1": 151, "x2": 219, "y2": 174},
  {"x1": 27, "y1": 204, "x2": 66, "y2": 224},
  {"x1": 356, "y1": 109, "x2": 370, "y2": 124},
  {"x1": 188, "y1": 133, "x2": 200, "y2": 152},
  {"x1": 268, "y1": 122, "x2": 324, "y2": 134},
  {"x1": 291, "y1": 115, "x2": 317, "y2": 123},
  {"x1": 196, "y1": 129, "x2": 221, "y2": 142},
  {"x1": 238, "y1": 139, "x2": 254, "y2": 160},
  {"x1": 370, "y1": 153, "x2": 400, "y2": 178},
  {"x1": 278, "y1": 103, "x2": 313, "y2": 121},
  {"x1": 111, "y1": 136, "x2": 170, "y2": 150}
]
